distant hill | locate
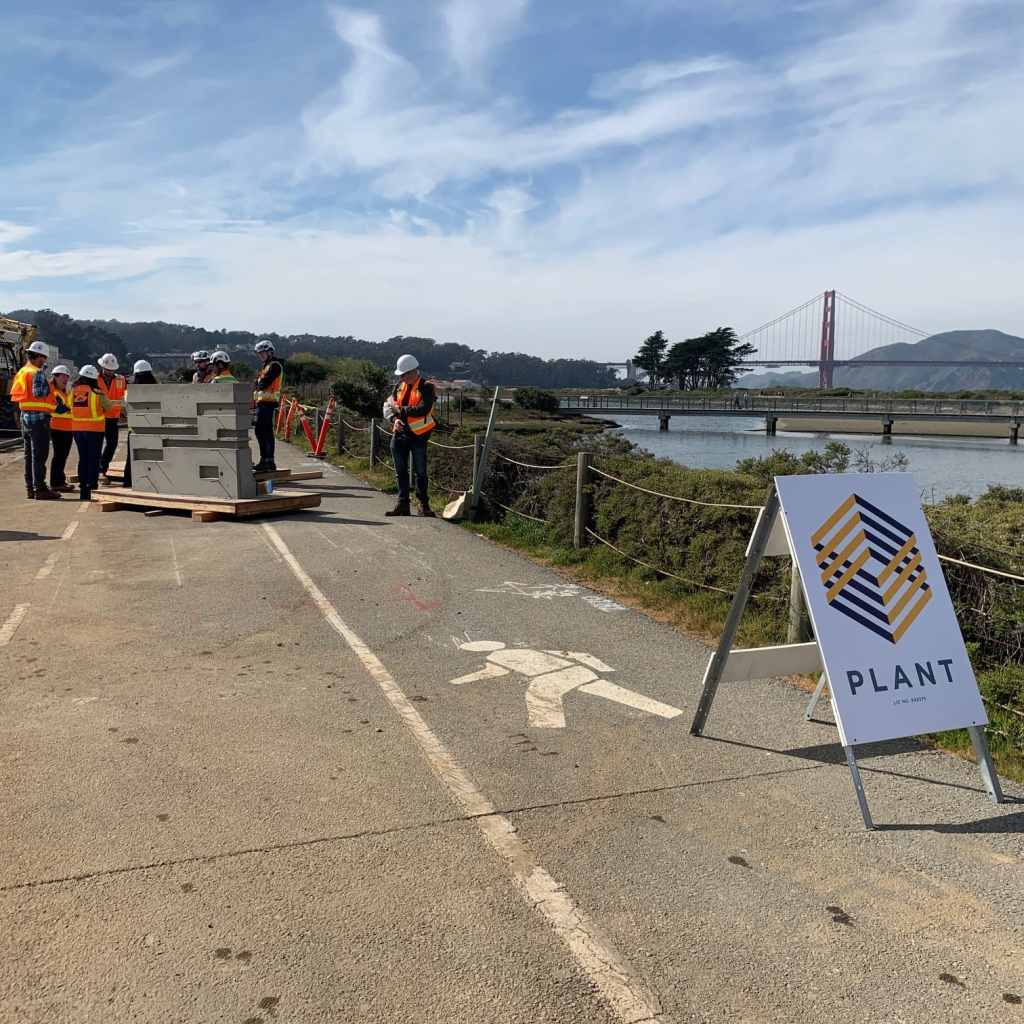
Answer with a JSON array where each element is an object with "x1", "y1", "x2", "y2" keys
[
  {"x1": 4, "y1": 309, "x2": 620, "y2": 389},
  {"x1": 739, "y1": 329, "x2": 1024, "y2": 391}
]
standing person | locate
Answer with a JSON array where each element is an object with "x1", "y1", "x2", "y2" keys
[
  {"x1": 9, "y1": 340, "x2": 61, "y2": 500},
  {"x1": 122, "y1": 360, "x2": 157, "y2": 488},
  {"x1": 191, "y1": 350, "x2": 213, "y2": 383},
  {"x1": 209, "y1": 351, "x2": 238, "y2": 382},
  {"x1": 48, "y1": 365, "x2": 75, "y2": 493},
  {"x1": 385, "y1": 354, "x2": 436, "y2": 518},
  {"x1": 71, "y1": 365, "x2": 112, "y2": 502},
  {"x1": 96, "y1": 353, "x2": 127, "y2": 479},
  {"x1": 252, "y1": 339, "x2": 282, "y2": 472}
]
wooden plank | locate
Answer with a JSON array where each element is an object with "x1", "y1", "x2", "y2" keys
[
  {"x1": 98, "y1": 501, "x2": 123, "y2": 512},
  {"x1": 192, "y1": 510, "x2": 220, "y2": 522},
  {"x1": 719, "y1": 641, "x2": 822, "y2": 683}
]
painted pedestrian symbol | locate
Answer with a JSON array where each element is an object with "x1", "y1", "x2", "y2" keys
[{"x1": 449, "y1": 641, "x2": 684, "y2": 728}]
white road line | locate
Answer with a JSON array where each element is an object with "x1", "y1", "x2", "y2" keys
[
  {"x1": 60, "y1": 520, "x2": 79, "y2": 542},
  {"x1": 0, "y1": 605, "x2": 30, "y2": 647},
  {"x1": 261, "y1": 523, "x2": 661, "y2": 1024},
  {"x1": 34, "y1": 552, "x2": 61, "y2": 580},
  {"x1": 169, "y1": 536, "x2": 183, "y2": 587}
]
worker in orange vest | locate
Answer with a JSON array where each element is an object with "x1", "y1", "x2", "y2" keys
[
  {"x1": 47, "y1": 365, "x2": 76, "y2": 493},
  {"x1": 71, "y1": 365, "x2": 114, "y2": 501},
  {"x1": 9, "y1": 339, "x2": 61, "y2": 500},
  {"x1": 384, "y1": 354, "x2": 437, "y2": 517},
  {"x1": 252, "y1": 339, "x2": 283, "y2": 472},
  {"x1": 95, "y1": 353, "x2": 127, "y2": 479}
]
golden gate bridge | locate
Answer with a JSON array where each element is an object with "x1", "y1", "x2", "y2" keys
[
  {"x1": 737, "y1": 290, "x2": 1024, "y2": 388},
  {"x1": 610, "y1": 290, "x2": 1024, "y2": 389}
]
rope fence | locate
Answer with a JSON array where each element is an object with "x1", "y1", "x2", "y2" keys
[
  {"x1": 493, "y1": 452, "x2": 576, "y2": 471},
  {"x1": 591, "y1": 465, "x2": 764, "y2": 511}
]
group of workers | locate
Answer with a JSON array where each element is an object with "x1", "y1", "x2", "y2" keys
[
  {"x1": 11, "y1": 340, "x2": 284, "y2": 501},
  {"x1": 12, "y1": 336, "x2": 435, "y2": 516}
]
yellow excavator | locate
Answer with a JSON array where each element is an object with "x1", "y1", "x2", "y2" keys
[{"x1": 0, "y1": 316, "x2": 40, "y2": 431}]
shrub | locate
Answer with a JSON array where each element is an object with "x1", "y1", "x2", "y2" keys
[{"x1": 514, "y1": 387, "x2": 560, "y2": 413}]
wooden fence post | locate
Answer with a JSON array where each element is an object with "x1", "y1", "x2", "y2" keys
[
  {"x1": 787, "y1": 560, "x2": 812, "y2": 643},
  {"x1": 369, "y1": 418, "x2": 379, "y2": 468},
  {"x1": 574, "y1": 452, "x2": 593, "y2": 549}
]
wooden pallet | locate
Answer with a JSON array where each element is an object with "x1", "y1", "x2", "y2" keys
[
  {"x1": 77, "y1": 464, "x2": 322, "y2": 485},
  {"x1": 92, "y1": 487, "x2": 321, "y2": 523}
]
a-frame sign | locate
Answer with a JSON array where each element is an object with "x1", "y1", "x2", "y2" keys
[{"x1": 690, "y1": 473, "x2": 1003, "y2": 829}]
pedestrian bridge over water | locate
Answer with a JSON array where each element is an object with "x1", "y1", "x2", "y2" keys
[{"x1": 560, "y1": 394, "x2": 1024, "y2": 442}]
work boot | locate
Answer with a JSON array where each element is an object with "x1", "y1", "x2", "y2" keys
[
  {"x1": 79, "y1": 488, "x2": 91, "y2": 502},
  {"x1": 34, "y1": 488, "x2": 63, "y2": 500},
  {"x1": 55, "y1": 484, "x2": 75, "y2": 493},
  {"x1": 417, "y1": 498, "x2": 436, "y2": 518},
  {"x1": 385, "y1": 501, "x2": 411, "y2": 517},
  {"x1": 26, "y1": 487, "x2": 35, "y2": 500}
]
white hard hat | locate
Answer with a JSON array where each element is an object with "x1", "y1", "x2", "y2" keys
[
  {"x1": 192, "y1": 349, "x2": 210, "y2": 362},
  {"x1": 98, "y1": 353, "x2": 119, "y2": 370},
  {"x1": 394, "y1": 354, "x2": 419, "y2": 376},
  {"x1": 27, "y1": 340, "x2": 48, "y2": 356},
  {"x1": 210, "y1": 349, "x2": 230, "y2": 363},
  {"x1": 51, "y1": 365, "x2": 71, "y2": 377},
  {"x1": 254, "y1": 339, "x2": 275, "y2": 354},
  {"x1": 133, "y1": 360, "x2": 153, "y2": 374},
  {"x1": 80, "y1": 364, "x2": 99, "y2": 380}
]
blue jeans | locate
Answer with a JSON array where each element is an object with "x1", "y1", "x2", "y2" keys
[
  {"x1": 21, "y1": 416, "x2": 50, "y2": 492},
  {"x1": 391, "y1": 430, "x2": 429, "y2": 504},
  {"x1": 74, "y1": 432, "x2": 103, "y2": 497}
]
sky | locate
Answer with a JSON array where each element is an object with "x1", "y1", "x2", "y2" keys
[{"x1": 1, "y1": 0, "x2": 1022, "y2": 360}]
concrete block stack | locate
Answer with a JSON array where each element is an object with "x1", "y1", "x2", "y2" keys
[{"x1": 126, "y1": 383, "x2": 256, "y2": 499}]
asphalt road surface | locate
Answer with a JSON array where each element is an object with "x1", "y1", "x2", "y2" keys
[{"x1": 1, "y1": 440, "x2": 1022, "y2": 1023}]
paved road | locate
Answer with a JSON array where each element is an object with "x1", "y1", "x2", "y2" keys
[{"x1": 1, "y1": 442, "x2": 1022, "y2": 1023}]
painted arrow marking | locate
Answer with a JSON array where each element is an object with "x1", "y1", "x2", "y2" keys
[{"x1": 450, "y1": 640, "x2": 684, "y2": 728}]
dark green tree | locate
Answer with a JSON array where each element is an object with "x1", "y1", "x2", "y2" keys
[{"x1": 634, "y1": 330, "x2": 669, "y2": 383}]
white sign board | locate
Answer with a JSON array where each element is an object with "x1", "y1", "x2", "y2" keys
[{"x1": 775, "y1": 473, "x2": 987, "y2": 746}]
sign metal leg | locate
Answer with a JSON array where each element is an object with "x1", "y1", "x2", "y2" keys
[
  {"x1": 844, "y1": 745, "x2": 875, "y2": 830},
  {"x1": 690, "y1": 488, "x2": 780, "y2": 736},
  {"x1": 804, "y1": 672, "x2": 828, "y2": 721},
  {"x1": 967, "y1": 725, "x2": 1004, "y2": 804}
]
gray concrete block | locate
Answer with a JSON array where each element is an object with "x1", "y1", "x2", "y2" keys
[{"x1": 126, "y1": 384, "x2": 256, "y2": 499}]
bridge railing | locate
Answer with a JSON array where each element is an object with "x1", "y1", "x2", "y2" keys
[{"x1": 560, "y1": 395, "x2": 1024, "y2": 417}]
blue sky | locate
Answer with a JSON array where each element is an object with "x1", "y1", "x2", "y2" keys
[{"x1": 1, "y1": 0, "x2": 1022, "y2": 358}]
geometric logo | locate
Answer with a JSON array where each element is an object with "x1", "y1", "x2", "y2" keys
[{"x1": 811, "y1": 493, "x2": 932, "y2": 644}]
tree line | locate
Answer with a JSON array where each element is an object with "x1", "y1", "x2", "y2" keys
[
  {"x1": 6, "y1": 309, "x2": 621, "y2": 389},
  {"x1": 634, "y1": 327, "x2": 756, "y2": 389}
]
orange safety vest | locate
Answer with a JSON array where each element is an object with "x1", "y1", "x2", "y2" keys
[
  {"x1": 10, "y1": 365, "x2": 56, "y2": 413},
  {"x1": 71, "y1": 384, "x2": 106, "y2": 432},
  {"x1": 395, "y1": 376, "x2": 436, "y2": 436},
  {"x1": 253, "y1": 361, "x2": 283, "y2": 403},
  {"x1": 50, "y1": 381, "x2": 73, "y2": 431},
  {"x1": 96, "y1": 373, "x2": 127, "y2": 418}
]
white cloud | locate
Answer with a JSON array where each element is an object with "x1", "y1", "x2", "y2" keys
[
  {"x1": 0, "y1": 222, "x2": 37, "y2": 247},
  {"x1": 126, "y1": 49, "x2": 193, "y2": 80},
  {"x1": 590, "y1": 57, "x2": 735, "y2": 99},
  {"x1": 443, "y1": 0, "x2": 529, "y2": 77},
  {"x1": 303, "y1": 11, "x2": 764, "y2": 198}
]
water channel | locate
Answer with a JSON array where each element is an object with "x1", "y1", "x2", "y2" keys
[{"x1": 603, "y1": 415, "x2": 1022, "y2": 500}]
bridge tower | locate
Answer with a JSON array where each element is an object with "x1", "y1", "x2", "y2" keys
[{"x1": 818, "y1": 289, "x2": 837, "y2": 389}]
